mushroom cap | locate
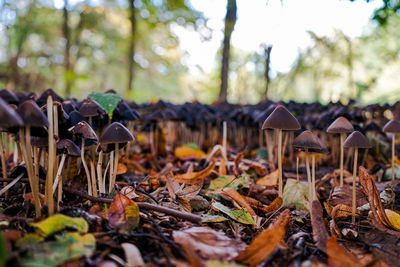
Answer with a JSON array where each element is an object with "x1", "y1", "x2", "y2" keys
[
  {"x1": 261, "y1": 104, "x2": 300, "y2": 130},
  {"x1": 68, "y1": 121, "x2": 98, "y2": 140},
  {"x1": 17, "y1": 100, "x2": 49, "y2": 127},
  {"x1": 344, "y1": 131, "x2": 371, "y2": 148},
  {"x1": 100, "y1": 122, "x2": 134, "y2": 144},
  {"x1": 0, "y1": 89, "x2": 19, "y2": 104},
  {"x1": 293, "y1": 130, "x2": 326, "y2": 152},
  {"x1": 30, "y1": 136, "x2": 49, "y2": 147},
  {"x1": 326, "y1": 116, "x2": 354, "y2": 133},
  {"x1": 37, "y1": 88, "x2": 64, "y2": 105},
  {"x1": 0, "y1": 97, "x2": 24, "y2": 128},
  {"x1": 383, "y1": 119, "x2": 400, "y2": 133},
  {"x1": 57, "y1": 139, "x2": 81, "y2": 156},
  {"x1": 364, "y1": 121, "x2": 381, "y2": 133},
  {"x1": 79, "y1": 98, "x2": 105, "y2": 117}
]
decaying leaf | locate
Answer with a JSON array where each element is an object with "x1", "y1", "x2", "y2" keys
[
  {"x1": 234, "y1": 209, "x2": 290, "y2": 267},
  {"x1": 263, "y1": 196, "x2": 282, "y2": 214},
  {"x1": 327, "y1": 235, "x2": 361, "y2": 267},
  {"x1": 173, "y1": 227, "x2": 245, "y2": 263},
  {"x1": 256, "y1": 170, "x2": 278, "y2": 187},
  {"x1": 30, "y1": 214, "x2": 88, "y2": 237},
  {"x1": 174, "y1": 161, "x2": 216, "y2": 183},
  {"x1": 107, "y1": 193, "x2": 140, "y2": 232},
  {"x1": 167, "y1": 176, "x2": 203, "y2": 202},
  {"x1": 311, "y1": 200, "x2": 329, "y2": 252},
  {"x1": 358, "y1": 185, "x2": 394, "y2": 214},
  {"x1": 211, "y1": 201, "x2": 256, "y2": 225},
  {"x1": 221, "y1": 188, "x2": 256, "y2": 217},
  {"x1": 282, "y1": 179, "x2": 309, "y2": 211},
  {"x1": 331, "y1": 204, "x2": 360, "y2": 220},
  {"x1": 209, "y1": 176, "x2": 251, "y2": 191},
  {"x1": 121, "y1": 243, "x2": 145, "y2": 267}
]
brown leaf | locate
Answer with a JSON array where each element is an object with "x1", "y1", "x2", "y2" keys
[
  {"x1": 107, "y1": 193, "x2": 140, "y2": 232},
  {"x1": 264, "y1": 196, "x2": 282, "y2": 214},
  {"x1": 327, "y1": 186, "x2": 368, "y2": 208},
  {"x1": 311, "y1": 200, "x2": 330, "y2": 252},
  {"x1": 234, "y1": 152, "x2": 244, "y2": 176},
  {"x1": 256, "y1": 170, "x2": 278, "y2": 187},
  {"x1": 174, "y1": 161, "x2": 216, "y2": 183},
  {"x1": 173, "y1": 227, "x2": 245, "y2": 264},
  {"x1": 221, "y1": 188, "x2": 256, "y2": 217},
  {"x1": 235, "y1": 209, "x2": 290, "y2": 267},
  {"x1": 219, "y1": 157, "x2": 227, "y2": 176},
  {"x1": 327, "y1": 235, "x2": 361, "y2": 267}
]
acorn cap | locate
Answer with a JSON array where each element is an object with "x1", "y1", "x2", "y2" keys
[
  {"x1": 293, "y1": 130, "x2": 324, "y2": 150},
  {"x1": 261, "y1": 104, "x2": 300, "y2": 130},
  {"x1": 68, "y1": 121, "x2": 98, "y2": 140},
  {"x1": 79, "y1": 98, "x2": 105, "y2": 117},
  {"x1": 57, "y1": 139, "x2": 81, "y2": 156},
  {"x1": 326, "y1": 116, "x2": 354, "y2": 133},
  {"x1": 0, "y1": 97, "x2": 23, "y2": 128},
  {"x1": 17, "y1": 100, "x2": 49, "y2": 127},
  {"x1": 0, "y1": 89, "x2": 19, "y2": 104},
  {"x1": 344, "y1": 131, "x2": 371, "y2": 148},
  {"x1": 383, "y1": 119, "x2": 400, "y2": 133},
  {"x1": 100, "y1": 122, "x2": 134, "y2": 144}
]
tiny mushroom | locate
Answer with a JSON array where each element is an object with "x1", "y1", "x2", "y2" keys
[
  {"x1": 262, "y1": 104, "x2": 300, "y2": 197},
  {"x1": 100, "y1": 122, "x2": 134, "y2": 193},
  {"x1": 344, "y1": 130, "x2": 371, "y2": 223},
  {"x1": 382, "y1": 119, "x2": 400, "y2": 182},
  {"x1": 327, "y1": 116, "x2": 354, "y2": 186}
]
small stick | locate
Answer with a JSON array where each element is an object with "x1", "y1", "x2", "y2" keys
[
  {"x1": 0, "y1": 173, "x2": 24, "y2": 196},
  {"x1": 52, "y1": 154, "x2": 66, "y2": 193},
  {"x1": 277, "y1": 129, "x2": 283, "y2": 197},
  {"x1": 352, "y1": 147, "x2": 358, "y2": 223}
]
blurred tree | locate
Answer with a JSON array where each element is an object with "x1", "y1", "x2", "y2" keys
[
  {"x1": 261, "y1": 44, "x2": 272, "y2": 101},
  {"x1": 218, "y1": 0, "x2": 237, "y2": 103}
]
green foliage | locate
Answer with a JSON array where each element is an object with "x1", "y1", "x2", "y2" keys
[
  {"x1": 30, "y1": 214, "x2": 89, "y2": 237},
  {"x1": 88, "y1": 92, "x2": 122, "y2": 118},
  {"x1": 211, "y1": 201, "x2": 256, "y2": 225}
]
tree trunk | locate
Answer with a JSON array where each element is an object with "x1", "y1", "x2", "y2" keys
[
  {"x1": 63, "y1": 0, "x2": 72, "y2": 96},
  {"x1": 218, "y1": 0, "x2": 237, "y2": 103},
  {"x1": 127, "y1": 0, "x2": 137, "y2": 93},
  {"x1": 262, "y1": 44, "x2": 272, "y2": 101}
]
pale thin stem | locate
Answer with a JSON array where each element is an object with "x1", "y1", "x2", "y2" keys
[
  {"x1": 305, "y1": 149, "x2": 312, "y2": 211},
  {"x1": 312, "y1": 153, "x2": 316, "y2": 200},
  {"x1": 111, "y1": 144, "x2": 119, "y2": 193},
  {"x1": 52, "y1": 154, "x2": 66, "y2": 192},
  {"x1": 392, "y1": 134, "x2": 395, "y2": 182},
  {"x1": 278, "y1": 129, "x2": 283, "y2": 197},
  {"x1": 81, "y1": 138, "x2": 92, "y2": 195},
  {"x1": 296, "y1": 156, "x2": 299, "y2": 183},
  {"x1": 90, "y1": 160, "x2": 97, "y2": 197},
  {"x1": 97, "y1": 150, "x2": 104, "y2": 194},
  {"x1": 0, "y1": 173, "x2": 24, "y2": 196},
  {"x1": 46, "y1": 96, "x2": 55, "y2": 215},
  {"x1": 352, "y1": 148, "x2": 358, "y2": 223},
  {"x1": 340, "y1": 133, "x2": 345, "y2": 187},
  {"x1": 0, "y1": 133, "x2": 8, "y2": 185},
  {"x1": 109, "y1": 151, "x2": 114, "y2": 193}
]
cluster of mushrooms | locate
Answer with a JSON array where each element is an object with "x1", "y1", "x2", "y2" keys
[
  {"x1": 262, "y1": 104, "x2": 400, "y2": 222},
  {"x1": 0, "y1": 89, "x2": 135, "y2": 217}
]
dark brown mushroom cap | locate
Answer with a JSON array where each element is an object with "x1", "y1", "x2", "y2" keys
[
  {"x1": 97, "y1": 142, "x2": 127, "y2": 153},
  {"x1": 0, "y1": 97, "x2": 23, "y2": 128},
  {"x1": 57, "y1": 139, "x2": 81, "y2": 156},
  {"x1": 30, "y1": 136, "x2": 49, "y2": 147},
  {"x1": 68, "y1": 121, "x2": 98, "y2": 140},
  {"x1": 344, "y1": 131, "x2": 371, "y2": 148},
  {"x1": 41, "y1": 101, "x2": 69, "y2": 122},
  {"x1": 0, "y1": 89, "x2": 19, "y2": 104},
  {"x1": 326, "y1": 116, "x2": 354, "y2": 133},
  {"x1": 100, "y1": 122, "x2": 134, "y2": 144},
  {"x1": 383, "y1": 119, "x2": 400, "y2": 133},
  {"x1": 37, "y1": 88, "x2": 64, "y2": 105},
  {"x1": 79, "y1": 98, "x2": 105, "y2": 117},
  {"x1": 261, "y1": 104, "x2": 300, "y2": 130},
  {"x1": 17, "y1": 100, "x2": 48, "y2": 127},
  {"x1": 293, "y1": 130, "x2": 323, "y2": 150}
]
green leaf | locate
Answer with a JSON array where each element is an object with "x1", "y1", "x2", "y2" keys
[
  {"x1": 208, "y1": 176, "x2": 251, "y2": 191},
  {"x1": 19, "y1": 233, "x2": 95, "y2": 267},
  {"x1": 30, "y1": 214, "x2": 89, "y2": 237},
  {"x1": 201, "y1": 215, "x2": 228, "y2": 223},
  {"x1": 0, "y1": 232, "x2": 7, "y2": 267},
  {"x1": 183, "y1": 142, "x2": 199, "y2": 150},
  {"x1": 282, "y1": 179, "x2": 310, "y2": 212},
  {"x1": 88, "y1": 92, "x2": 122, "y2": 118},
  {"x1": 211, "y1": 201, "x2": 256, "y2": 225}
]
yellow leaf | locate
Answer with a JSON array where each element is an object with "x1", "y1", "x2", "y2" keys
[
  {"x1": 257, "y1": 170, "x2": 278, "y2": 187},
  {"x1": 381, "y1": 209, "x2": 400, "y2": 230},
  {"x1": 174, "y1": 146, "x2": 206, "y2": 159}
]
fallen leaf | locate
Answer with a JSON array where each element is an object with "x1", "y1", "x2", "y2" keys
[
  {"x1": 117, "y1": 163, "x2": 127, "y2": 175},
  {"x1": 263, "y1": 196, "x2": 282, "y2": 214},
  {"x1": 120, "y1": 186, "x2": 139, "y2": 199},
  {"x1": 175, "y1": 146, "x2": 206, "y2": 159},
  {"x1": 328, "y1": 186, "x2": 368, "y2": 208},
  {"x1": 107, "y1": 193, "x2": 140, "y2": 232},
  {"x1": 256, "y1": 170, "x2": 278, "y2": 187},
  {"x1": 282, "y1": 179, "x2": 309, "y2": 211},
  {"x1": 30, "y1": 214, "x2": 88, "y2": 237},
  {"x1": 375, "y1": 209, "x2": 400, "y2": 230},
  {"x1": 173, "y1": 227, "x2": 245, "y2": 263},
  {"x1": 209, "y1": 176, "x2": 251, "y2": 191},
  {"x1": 211, "y1": 201, "x2": 256, "y2": 225},
  {"x1": 201, "y1": 215, "x2": 228, "y2": 223},
  {"x1": 331, "y1": 204, "x2": 360, "y2": 220},
  {"x1": 221, "y1": 188, "x2": 256, "y2": 217},
  {"x1": 235, "y1": 209, "x2": 290, "y2": 267},
  {"x1": 311, "y1": 200, "x2": 329, "y2": 252},
  {"x1": 121, "y1": 243, "x2": 145, "y2": 267},
  {"x1": 174, "y1": 161, "x2": 216, "y2": 183},
  {"x1": 327, "y1": 235, "x2": 361, "y2": 267}
]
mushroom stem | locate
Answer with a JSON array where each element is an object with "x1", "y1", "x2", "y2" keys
[
  {"x1": 97, "y1": 150, "x2": 104, "y2": 194},
  {"x1": 352, "y1": 147, "x2": 358, "y2": 223},
  {"x1": 33, "y1": 147, "x2": 39, "y2": 188},
  {"x1": 90, "y1": 160, "x2": 97, "y2": 197},
  {"x1": 46, "y1": 97, "x2": 55, "y2": 216},
  {"x1": 312, "y1": 153, "x2": 316, "y2": 200},
  {"x1": 52, "y1": 153, "x2": 66, "y2": 193},
  {"x1": 392, "y1": 134, "x2": 395, "y2": 182},
  {"x1": 340, "y1": 133, "x2": 345, "y2": 187},
  {"x1": 0, "y1": 133, "x2": 8, "y2": 188},
  {"x1": 222, "y1": 121, "x2": 228, "y2": 161},
  {"x1": 109, "y1": 150, "x2": 114, "y2": 193},
  {"x1": 305, "y1": 148, "x2": 312, "y2": 210},
  {"x1": 22, "y1": 127, "x2": 41, "y2": 217},
  {"x1": 296, "y1": 156, "x2": 299, "y2": 183},
  {"x1": 277, "y1": 128, "x2": 283, "y2": 197},
  {"x1": 110, "y1": 144, "x2": 119, "y2": 193},
  {"x1": 81, "y1": 137, "x2": 92, "y2": 195}
]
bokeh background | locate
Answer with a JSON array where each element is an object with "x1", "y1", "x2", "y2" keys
[{"x1": 0, "y1": 0, "x2": 400, "y2": 104}]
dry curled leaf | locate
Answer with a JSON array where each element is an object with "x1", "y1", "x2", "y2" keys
[
  {"x1": 174, "y1": 161, "x2": 216, "y2": 183},
  {"x1": 264, "y1": 196, "x2": 282, "y2": 214},
  {"x1": 234, "y1": 209, "x2": 290, "y2": 267},
  {"x1": 221, "y1": 188, "x2": 256, "y2": 217}
]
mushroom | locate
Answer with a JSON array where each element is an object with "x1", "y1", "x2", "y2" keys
[
  {"x1": 79, "y1": 98, "x2": 106, "y2": 129},
  {"x1": 53, "y1": 139, "x2": 81, "y2": 208},
  {"x1": 100, "y1": 122, "x2": 134, "y2": 193},
  {"x1": 68, "y1": 121, "x2": 98, "y2": 196},
  {"x1": 0, "y1": 98, "x2": 23, "y2": 191},
  {"x1": 382, "y1": 119, "x2": 400, "y2": 182},
  {"x1": 293, "y1": 130, "x2": 327, "y2": 206},
  {"x1": 17, "y1": 100, "x2": 49, "y2": 218},
  {"x1": 326, "y1": 116, "x2": 354, "y2": 186},
  {"x1": 262, "y1": 104, "x2": 300, "y2": 197},
  {"x1": 344, "y1": 131, "x2": 371, "y2": 222}
]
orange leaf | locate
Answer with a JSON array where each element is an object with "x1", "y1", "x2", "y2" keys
[
  {"x1": 174, "y1": 146, "x2": 205, "y2": 159},
  {"x1": 264, "y1": 196, "x2": 282, "y2": 213},
  {"x1": 257, "y1": 170, "x2": 279, "y2": 187},
  {"x1": 174, "y1": 161, "x2": 216, "y2": 183},
  {"x1": 327, "y1": 236, "x2": 361, "y2": 267},
  {"x1": 235, "y1": 209, "x2": 290, "y2": 267},
  {"x1": 221, "y1": 188, "x2": 256, "y2": 216},
  {"x1": 117, "y1": 163, "x2": 127, "y2": 175}
]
